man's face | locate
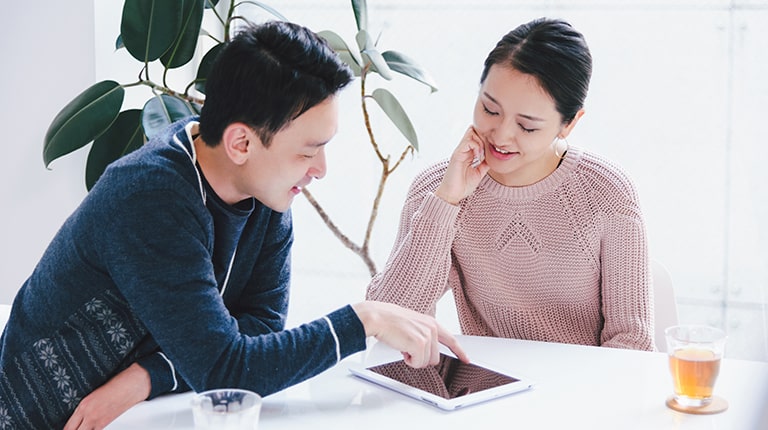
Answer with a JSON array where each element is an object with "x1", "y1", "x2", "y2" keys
[{"x1": 240, "y1": 96, "x2": 339, "y2": 212}]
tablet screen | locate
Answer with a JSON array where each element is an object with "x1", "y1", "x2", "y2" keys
[{"x1": 365, "y1": 353, "x2": 519, "y2": 400}]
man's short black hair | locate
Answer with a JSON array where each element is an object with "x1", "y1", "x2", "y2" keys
[{"x1": 199, "y1": 21, "x2": 353, "y2": 146}]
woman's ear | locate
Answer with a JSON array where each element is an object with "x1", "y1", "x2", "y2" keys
[
  {"x1": 559, "y1": 109, "x2": 585, "y2": 139},
  {"x1": 221, "y1": 123, "x2": 261, "y2": 165}
]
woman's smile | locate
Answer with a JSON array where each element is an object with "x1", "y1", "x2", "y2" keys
[{"x1": 488, "y1": 142, "x2": 519, "y2": 161}]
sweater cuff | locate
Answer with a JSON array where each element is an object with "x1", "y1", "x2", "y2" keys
[
  {"x1": 137, "y1": 352, "x2": 179, "y2": 399},
  {"x1": 421, "y1": 192, "x2": 461, "y2": 224},
  {"x1": 326, "y1": 305, "x2": 367, "y2": 360}
]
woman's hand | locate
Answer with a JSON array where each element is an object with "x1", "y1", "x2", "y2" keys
[{"x1": 434, "y1": 126, "x2": 491, "y2": 205}]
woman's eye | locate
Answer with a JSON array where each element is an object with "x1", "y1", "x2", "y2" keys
[
  {"x1": 482, "y1": 104, "x2": 498, "y2": 116},
  {"x1": 519, "y1": 124, "x2": 536, "y2": 133}
]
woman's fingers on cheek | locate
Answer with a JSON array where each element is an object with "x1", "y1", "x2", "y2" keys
[{"x1": 462, "y1": 127, "x2": 477, "y2": 146}]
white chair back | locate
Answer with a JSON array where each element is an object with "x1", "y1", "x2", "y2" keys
[{"x1": 652, "y1": 260, "x2": 679, "y2": 352}]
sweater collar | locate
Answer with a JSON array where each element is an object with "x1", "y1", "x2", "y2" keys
[
  {"x1": 478, "y1": 145, "x2": 583, "y2": 201},
  {"x1": 171, "y1": 119, "x2": 207, "y2": 205}
]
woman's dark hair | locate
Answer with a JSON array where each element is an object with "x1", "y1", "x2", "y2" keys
[
  {"x1": 199, "y1": 21, "x2": 353, "y2": 146},
  {"x1": 481, "y1": 18, "x2": 592, "y2": 124}
]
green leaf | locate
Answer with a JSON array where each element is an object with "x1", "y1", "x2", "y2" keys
[
  {"x1": 142, "y1": 94, "x2": 197, "y2": 139},
  {"x1": 382, "y1": 50, "x2": 438, "y2": 93},
  {"x1": 318, "y1": 30, "x2": 362, "y2": 76},
  {"x1": 161, "y1": 0, "x2": 205, "y2": 69},
  {"x1": 204, "y1": 0, "x2": 219, "y2": 8},
  {"x1": 363, "y1": 49, "x2": 393, "y2": 80},
  {"x1": 121, "y1": 0, "x2": 183, "y2": 62},
  {"x1": 356, "y1": 30, "x2": 392, "y2": 79},
  {"x1": 370, "y1": 88, "x2": 418, "y2": 150},
  {"x1": 355, "y1": 29, "x2": 373, "y2": 51},
  {"x1": 115, "y1": 34, "x2": 124, "y2": 50},
  {"x1": 86, "y1": 109, "x2": 145, "y2": 190},
  {"x1": 351, "y1": 0, "x2": 368, "y2": 31},
  {"x1": 238, "y1": 1, "x2": 288, "y2": 20},
  {"x1": 44, "y1": 80, "x2": 125, "y2": 168},
  {"x1": 194, "y1": 43, "x2": 225, "y2": 94}
]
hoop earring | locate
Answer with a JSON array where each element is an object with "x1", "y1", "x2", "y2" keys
[{"x1": 552, "y1": 136, "x2": 569, "y2": 159}]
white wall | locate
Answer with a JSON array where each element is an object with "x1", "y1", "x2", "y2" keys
[{"x1": 0, "y1": 0, "x2": 93, "y2": 303}]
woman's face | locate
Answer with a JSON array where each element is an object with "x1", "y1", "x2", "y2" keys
[{"x1": 473, "y1": 65, "x2": 578, "y2": 186}]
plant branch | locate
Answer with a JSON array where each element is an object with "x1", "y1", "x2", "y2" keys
[
  {"x1": 360, "y1": 74, "x2": 386, "y2": 164},
  {"x1": 389, "y1": 145, "x2": 413, "y2": 174},
  {"x1": 204, "y1": 32, "x2": 223, "y2": 44},
  {"x1": 125, "y1": 79, "x2": 206, "y2": 105},
  {"x1": 224, "y1": 0, "x2": 237, "y2": 40},
  {"x1": 362, "y1": 163, "x2": 388, "y2": 253},
  {"x1": 162, "y1": 66, "x2": 170, "y2": 89},
  {"x1": 300, "y1": 61, "x2": 421, "y2": 277},
  {"x1": 138, "y1": 64, "x2": 150, "y2": 82},
  {"x1": 301, "y1": 187, "x2": 377, "y2": 276},
  {"x1": 206, "y1": 0, "x2": 227, "y2": 27},
  {"x1": 229, "y1": 15, "x2": 255, "y2": 28},
  {"x1": 184, "y1": 80, "x2": 200, "y2": 97}
]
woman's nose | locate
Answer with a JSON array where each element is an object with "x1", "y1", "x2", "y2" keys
[{"x1": 494, "y1": 118, "x2": 519, "y2": 144}]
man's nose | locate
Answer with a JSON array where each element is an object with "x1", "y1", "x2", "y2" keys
[{"x1": 309, "y1": 148, "x2": 327, "y2": 179}]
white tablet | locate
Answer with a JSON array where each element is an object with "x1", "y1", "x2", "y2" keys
[{"x1": 349, "y1": 353, "x2": 534, "y2": 411}]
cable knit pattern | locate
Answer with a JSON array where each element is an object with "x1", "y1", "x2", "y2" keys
[{"x1": 367, "y1": 146, "x2": 654, "y2": 351}]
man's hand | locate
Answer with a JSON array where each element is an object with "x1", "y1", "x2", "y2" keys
[
  {"x1": 64, "y1": 362, "x2": 151, "y2": 430},
  {"x1": 351, "y1": 301, "x2": 469, "y2": 368}
]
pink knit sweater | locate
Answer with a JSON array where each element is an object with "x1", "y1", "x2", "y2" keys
[{"x1": 367, "y1": 146, "x2": 654, "y2": 351}]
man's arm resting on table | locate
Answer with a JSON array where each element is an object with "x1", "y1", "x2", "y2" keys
[
  {"x1": 59, "y1": 301, "x2": 469, "y2": 430},
  {"x1": 63, "y1": 363, "x2": 151, "y2": 430}
]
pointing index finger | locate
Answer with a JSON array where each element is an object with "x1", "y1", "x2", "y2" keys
[{"x1": 437, "y1": 326, "x2": 470, "y2": 363}]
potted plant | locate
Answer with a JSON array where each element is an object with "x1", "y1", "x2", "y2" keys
[{"x1": 43, "y1": 0, "x2": 437, "y2": 277}]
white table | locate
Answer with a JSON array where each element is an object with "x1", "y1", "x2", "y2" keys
[
  {"x1": 108, "y1": 335, "x2": 767, "y2": 429},
  {"x1": 1, "y1": 305, "x2": 765, "y2": 429}
]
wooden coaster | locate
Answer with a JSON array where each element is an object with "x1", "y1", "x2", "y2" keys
[{"x1": 665, "y1": 395, "x2": 729, "y2": 415}]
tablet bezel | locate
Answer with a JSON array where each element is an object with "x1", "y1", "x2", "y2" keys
[{"x1": 349, "y1": 353, "x2": 534, "y2": 411}]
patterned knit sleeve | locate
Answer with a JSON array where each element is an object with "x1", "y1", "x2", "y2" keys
[
  {"x1": 593, "y1": 161, "x2": 655, "y2": 351},
  {"x1": 367, "y1": 161, "x2": 461, "y2": 316}
]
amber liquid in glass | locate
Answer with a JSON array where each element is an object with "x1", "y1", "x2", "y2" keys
[{"x1": 669, "y1": 347, "x2": 720, "y2": 404}]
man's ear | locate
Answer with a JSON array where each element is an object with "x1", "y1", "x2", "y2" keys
[
  {"x1": 559, "y1": 109, "x2": 585, "y2": 139},
  {"x1": 221, "y1": 123, "x2": 260, "y2": 166}
]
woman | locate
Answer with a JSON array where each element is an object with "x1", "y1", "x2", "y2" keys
[{"x1": 367, "y1": 17, "x2": 653, "y2": 351}]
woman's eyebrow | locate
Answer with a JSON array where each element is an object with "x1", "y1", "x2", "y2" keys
[
  {"x1": 484, "y1": 92, "x2": 546, "y2": 122},
  {"x1": 482, "y1": 91, "x2": 500, "y2": 106},
  {"x1": 518, "y1": 113, "x2": 546, "y2": 122}
]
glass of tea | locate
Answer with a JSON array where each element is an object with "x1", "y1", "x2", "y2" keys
[{"x1": 665, "y1": 325, "x2": 727, "y2": 409}]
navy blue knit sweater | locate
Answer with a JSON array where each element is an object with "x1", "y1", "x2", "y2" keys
[{"x1": 0, "y1": 118, "x2": 366, "y2": 429}]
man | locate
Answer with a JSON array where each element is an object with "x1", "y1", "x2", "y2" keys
[{"x1": 0, "y1": 21, "x2": 466, "y2": 429}]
